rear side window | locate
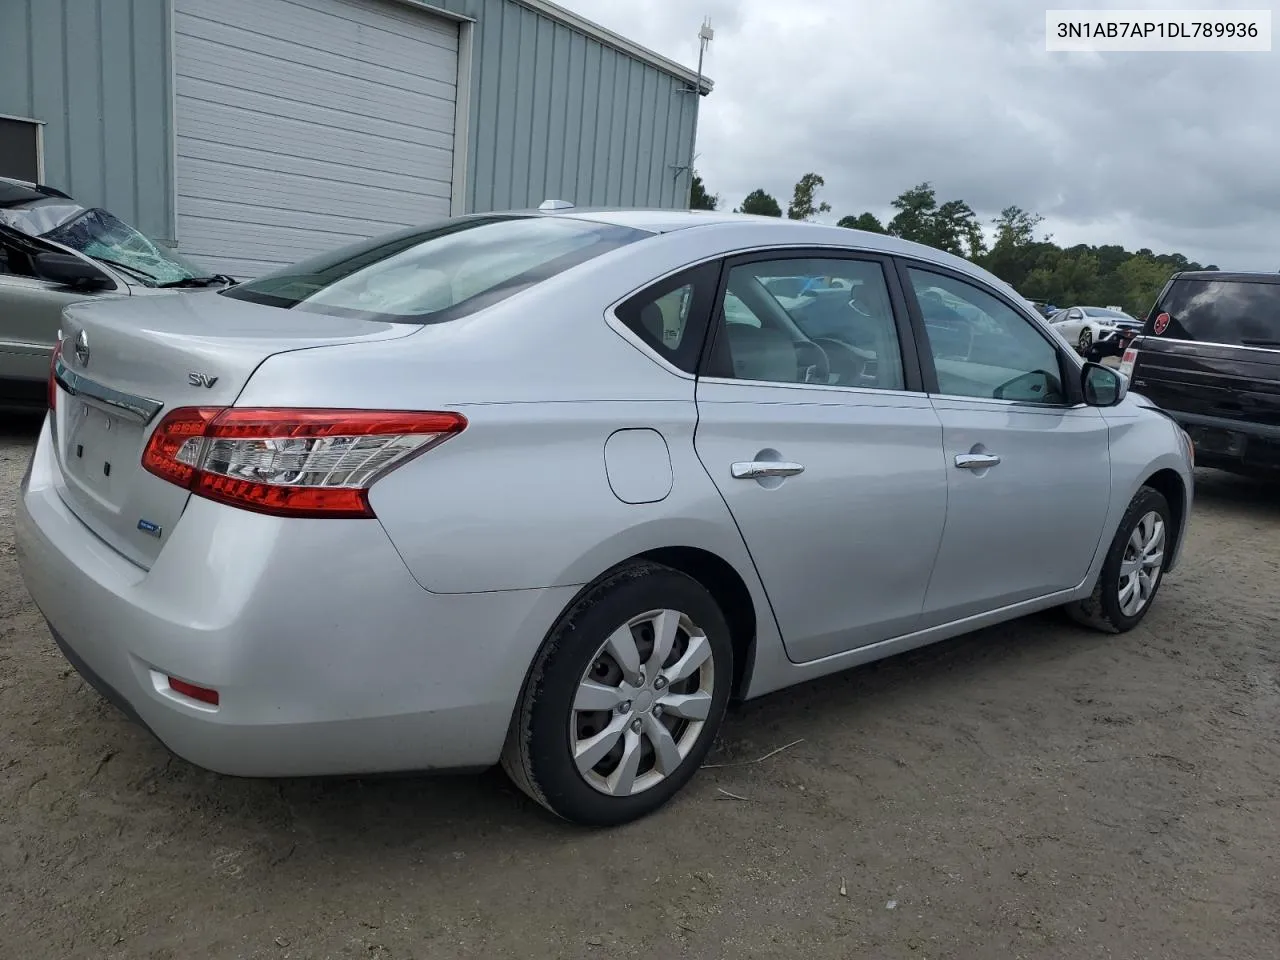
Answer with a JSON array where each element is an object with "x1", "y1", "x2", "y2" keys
[
  {"x1": 614, "y1": 262, "x2": 720, "y2": 373},
  {"x1": 222, "y1": 215, "x2": 650, "y2": 324},
  {"x1": 1152, "y1": 278, "x2": 1280, "y2": 347}
]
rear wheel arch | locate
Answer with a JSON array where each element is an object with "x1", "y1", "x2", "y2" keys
[
  {"x1": 512, "y1": 546, "x2": 759, "y2": 721},
  {"x1": 636, "y1": 546, "x2": 758, "y2": 701},
  {"x1": 501, "y1": 555, "x2": 740, "y2": 824}
]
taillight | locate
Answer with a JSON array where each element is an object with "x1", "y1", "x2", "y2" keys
[
  {"x1": 141, "y1": 407, "x2": 467, "y2": 518},
  {"x1": 1118, "y1": 347, "x2": 1138, "y2": 378},
  {"x1": 48, "y1": 337, "x2": 63, "y2": 411}
]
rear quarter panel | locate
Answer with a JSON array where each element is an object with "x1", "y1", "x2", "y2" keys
[
  {"x1": 364, "y1": 397, "x2": 763, "y2": 595},
  {"x1": 234, "y1": 226, "x2": 780, "y2": 602}
]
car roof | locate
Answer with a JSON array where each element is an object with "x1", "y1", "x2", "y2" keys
[
  {"x1": 540, "y1": 207, "x2": 744, "y2": 232},
  {"x1": 0, "y1": 174, "x2": 74, "y2": 206},
  {"x1": 1172, "y1": 270, "x2": 1280, "y2": 285},
  {"x1": 528, "y1": 207, "x2": 1012, "y2": 291}
]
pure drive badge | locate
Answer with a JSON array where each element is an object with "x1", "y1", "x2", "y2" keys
[{"x1": 137, "y1": 519, "x2": 162, "y2": 538}]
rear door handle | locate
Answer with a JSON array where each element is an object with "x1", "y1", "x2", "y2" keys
[
  {"x1": 955, "y1": 453, "x2": 1001, "y2": 469},
  {"x1": 731, "y1": 460, "x2": 805, "y2": 480}
]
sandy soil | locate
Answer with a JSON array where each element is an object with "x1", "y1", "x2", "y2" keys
[{"x1": 1, "y1": 413, "x2": 1277, "y2": 960}]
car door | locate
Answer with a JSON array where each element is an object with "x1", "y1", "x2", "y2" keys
[
  {"x1": 693, "y1": 250, "x2": 948, "y2": 664},
  {"x1": 899, "y1": 263, "x2": 1112, "y2": 627},
  {"x1": 0, "y1": 237, "x2": 118, "y2": 383}
]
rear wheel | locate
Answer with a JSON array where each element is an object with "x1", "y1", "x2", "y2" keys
[
  {"x1": 501, "y1": 561, "x2": 733, "y2": 826},
  {"x1": 1066, "y1": 486, "x2": 1171, "y2": 633}
]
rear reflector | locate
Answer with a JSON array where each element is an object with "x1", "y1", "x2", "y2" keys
[
  {"x1": 167, "y1": 676, "x2": 220, "y2": 706},
  {"x1": 142, "y1": 407, "x2": 467, "y2": 518},
  {"x1": 1119, "y1": 347, "x2": 1138, "y2": 378}
]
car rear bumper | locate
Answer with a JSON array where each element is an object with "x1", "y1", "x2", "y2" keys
[
  {"x1": 1167, "y1": 411, "x2": 1280, "y2": 473},
  {"x1": 15, "y1": 417, "x2": 576, "y2": 777},
  {"x1": 1087, "y1": 330, "x2": 1139, "y2": 360}
]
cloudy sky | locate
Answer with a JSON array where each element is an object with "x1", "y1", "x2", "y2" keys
[{"x1": 560, "y1": 0, "x2": 1278, "y2": 270}]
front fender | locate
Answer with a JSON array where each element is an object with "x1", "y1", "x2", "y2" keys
[{"x1": 1087, "y1": 404, "x2": 1194, "y2": 587}]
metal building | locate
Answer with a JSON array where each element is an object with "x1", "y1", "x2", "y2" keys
[{"x1": 0, "y1": 0, "x2": 712, "y2": 277}]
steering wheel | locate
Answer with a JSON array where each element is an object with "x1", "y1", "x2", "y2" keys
[
  {"x1": 847, "y1": 297, "x2": 876, "y2": 320},
  {"x1": 793, "y1": 339, "x2": 831, "y2": 385},
  {"x1": 812, "y1": 337, "x2": 869, "y2": 386}
]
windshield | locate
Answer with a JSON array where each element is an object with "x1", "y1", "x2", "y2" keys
[
  {"x1": 222, "y1": 215, "x2": 651, "y2": 323},
  {"x1": 39, "y1": 206, "x2": 205, "y2": 285},
  {"x1": 1083, "y1": 307, "x2": 1134, "y2": 320}
]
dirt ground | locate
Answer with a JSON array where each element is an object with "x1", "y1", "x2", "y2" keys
[{"x1": 1, "y1": 413, "x2": 1277, "y2": 960}]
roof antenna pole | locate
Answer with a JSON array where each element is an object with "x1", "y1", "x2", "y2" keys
[
  {"x1": 681, "y1": 17, "x2": 713, "y2": 206},
  {"x1": 696, "y1": 17, "x2": 712, "y2": 88}
]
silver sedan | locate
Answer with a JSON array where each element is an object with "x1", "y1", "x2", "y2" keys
[
  {"x1": 0, "y1": 175, "x2": 234, "y2": 410},
  {"x1": 16, "y1": 208, "x2": 1195, "y2": 826}
]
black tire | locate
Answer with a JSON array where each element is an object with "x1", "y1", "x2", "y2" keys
[
  {"x1": 1078, "y1": 329, "x2": 1093, "y2": 354},
  {"x1": 1065, "y1": 486, "x2": 1172, "y2": 633},
  {"x1": 501, "y1": 561, "x2": 733, "y2": 826}
]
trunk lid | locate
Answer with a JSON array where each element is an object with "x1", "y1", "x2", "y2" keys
[{"x1": 51, "y1": 290, "x2": 421, "y2": 568}]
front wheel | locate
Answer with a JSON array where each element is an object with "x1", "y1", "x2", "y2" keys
[
  {"x1": 1065, "y1": 486, "x2": 1172, "y2": 633},
  {"x1": 501, "y1": 561, "x2": 733, "y2": 826},
  {"x1": 1078, "y1": 328, "x2": 1093, "y2": 354}
]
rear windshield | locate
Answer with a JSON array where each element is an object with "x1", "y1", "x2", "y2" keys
[
  {"x1": 222, "y1": 215, "x2": 650, "y2": 323},
  {"x1": 1151, "y1": 278, "x2": 1280, "y2": 347}
]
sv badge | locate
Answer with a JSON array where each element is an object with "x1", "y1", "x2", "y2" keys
[{"x1": 188, "y1": 372, "x2": 219, "y2": 388}]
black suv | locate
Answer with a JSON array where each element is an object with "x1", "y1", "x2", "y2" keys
[{"x1": 1122, "y1": 271, "x2": 1280, "y2": 477}]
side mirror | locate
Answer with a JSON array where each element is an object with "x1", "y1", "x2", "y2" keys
[
  {"x1": 1082, "y1": 362, "x2": 1128, "y2": 407},
  {"x1": 32, "y1": 251, "x2": 115, "y2": 291}
]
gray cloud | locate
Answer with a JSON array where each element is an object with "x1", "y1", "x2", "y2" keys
[{"x1": 563, "y1": 0, "x2": 1280, "y2": 270}]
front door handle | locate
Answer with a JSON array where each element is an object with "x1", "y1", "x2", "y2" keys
[
  {"x1": 731, "y1": 460, "x2": 805, "y2": 480},
  {"x1": 955, "y1": 453, "x2": 1001, "y2": 469}
]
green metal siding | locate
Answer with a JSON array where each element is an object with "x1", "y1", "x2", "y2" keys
[
  {"x1": 0, "y1": 0, "x2": 701, "y2": 247},
  {"x1": 0, "y1": 0, "x2": 175, "y2": 242},
  {"x1": 434, "y1": 0, "x2": 701, "y2": 212}
]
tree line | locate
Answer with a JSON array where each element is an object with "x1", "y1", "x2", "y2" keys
[{"x1": 690, "y1": 173, "x2": 1217, "y2": 317}]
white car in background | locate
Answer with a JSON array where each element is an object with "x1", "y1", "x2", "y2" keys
[{"x1": 1049, "y1": 306, "x2": 1143, "y2": 358}]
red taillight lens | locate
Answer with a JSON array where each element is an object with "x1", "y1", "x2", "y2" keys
[
  {"x1": 141, "y1": 407, "x2": 467, "y2": 518},
  {"x1": 48, "y1": 338, "x2": 63, "y2": 411}
]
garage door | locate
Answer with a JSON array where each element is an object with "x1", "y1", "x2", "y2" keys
[{"x1": 173, "y1": 0, "x2": 459, "y2": 279}]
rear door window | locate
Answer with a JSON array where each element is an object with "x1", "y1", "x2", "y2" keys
[
  {"x1": 710, "y1": 256, "x2": 907, "y2": 390},
  {"x1": 1152, "y1": 278, "x2": 1280, "y2": 347}
]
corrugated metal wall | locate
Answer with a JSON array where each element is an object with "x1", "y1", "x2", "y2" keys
[
  {"x1": 0, "y1": 0, "x2": 175, "y2": 243},
  {"x1": 0, "y1": 0, "x2": 702, "y2": 246},
  {"x1": 431, "y1": 0, "x2": 701, "y2": 212}
]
